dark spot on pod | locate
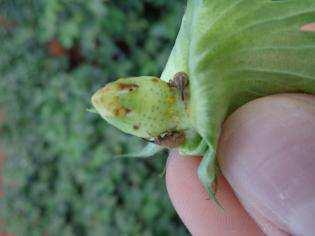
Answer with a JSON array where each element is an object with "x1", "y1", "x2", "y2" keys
[
  {"x1": 154, "y1": 131, "x2": 185, "y2": 148},
  {"x1": 117, "y1": 83, "x2": 139, "y2": 91},
  {"x1": 114, "y1": 107, "x2": 132, "y2": 117},
  {"x1": 152, "y1": 78, "x2": 160, "y2": 83},
  {"x1": 173, "y1": 72, "x2": 189, "y2": 85},
  {"x1": 114, "y1": 108, "x2": 121, "y2": 116},
  {"x1": 168, "y1": 71, "x2": 189, "y2": 101},
  {"x1": 133, "y1": 124, "x2": 140, "y2": 130}
]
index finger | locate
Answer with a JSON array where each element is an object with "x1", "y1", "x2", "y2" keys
[{"x1": 166, "y1": 151, "x2": 263, "y2": 236}]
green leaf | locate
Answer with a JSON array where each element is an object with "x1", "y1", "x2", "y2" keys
[
  {"x1": 197, "y1": 148, "x2": 223, "y2": 210},
  {"x1": 164, "y1": 0, "x2": 315, "y2": 145},
  {"x1": 116, "y1": 143, "x2": 165, "y2": 158},
  {"x1": 86, "y1": 108, "x2": 98, "y2": 114},
  {"x1": 193, "y1": 0, "x2": 315, "y2": 144}
]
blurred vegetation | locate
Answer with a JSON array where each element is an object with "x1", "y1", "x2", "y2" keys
[{"x1": 0, "y1": 0, "x2": 188, "y2": 235}]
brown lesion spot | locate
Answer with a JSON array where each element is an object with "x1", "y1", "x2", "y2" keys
[
  {"x1": 117, "y1": 83, "x2": 139, "y2": 92},
  {"x1": 151, "y1": 78, "x2": 160, "y2": 83},
  {"x1": 154, "y1": 131, "x2": 185, "y2": 148},
  {"x1": 114, "y1": 107, "x2": 132, "y2": 117},
  {"x1": 133, "y1": 124, "x2": 140, "y2": 130},
  {"x1": 300, "y1": 23, "x2": 315, "y2": 32},
  {"x1": 169, "y1": 72, "x2": 189, "y2": 101},
  {"x1": 166, "y1": 96, "x2": 175, "y2": 105}
]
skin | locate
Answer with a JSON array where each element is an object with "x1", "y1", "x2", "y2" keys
[{"x1": 166, "y1": 94, "x2": 315, "y2": 235}]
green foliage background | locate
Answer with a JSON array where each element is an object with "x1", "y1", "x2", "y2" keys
[{"x1": 0, "y1": 0, "x2": 188, "y2": 235}]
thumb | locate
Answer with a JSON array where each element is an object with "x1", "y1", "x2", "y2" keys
[{"x1": 218, "y1": 94, "x2": 315, "y2": 236}]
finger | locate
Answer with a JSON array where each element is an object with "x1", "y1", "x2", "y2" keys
[
  {"x1": 300, "y1": 22, "x2": 315, "y2": 32},
  {"x1": 218, "y1": 94, "x2": 315, "y2": 236},
  {"x1": 166, "y1": 151, "x2": 263, "y2": 236}
]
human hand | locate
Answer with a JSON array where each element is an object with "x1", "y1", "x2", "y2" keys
[{"x1": 166, "y1": 94, "x2": 315, "y2": 236}]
